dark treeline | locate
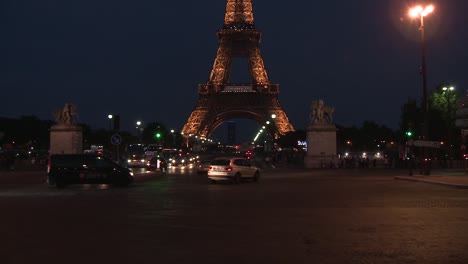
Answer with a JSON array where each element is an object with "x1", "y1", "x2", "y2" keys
[
  {"x1": 0, "y1": 116, "x2": 400, "y2": 153},
  {"x1": 0, "y1": 116, "x2": 54, "y2": 150},
  {"x1": 0, "y1": 113, "x2": 462, "y2": 162}
]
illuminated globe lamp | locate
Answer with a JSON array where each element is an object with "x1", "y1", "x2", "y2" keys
[{"x1": 107, "y1": 114, "x2": 113, "y2": 130}]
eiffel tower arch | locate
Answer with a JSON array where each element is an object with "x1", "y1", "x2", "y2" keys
[{"x1": 181, "y1": 0, "x2": 294, "y2": 139}]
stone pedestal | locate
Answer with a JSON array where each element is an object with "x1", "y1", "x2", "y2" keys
[
  {"x1": 304, "y1": 124, "x2": 338, "y2": 168},
  {"x1": 49, "y1": 124, "x2": 83, "y2": 154}
]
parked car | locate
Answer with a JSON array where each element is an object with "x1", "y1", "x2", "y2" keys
[
  {"x1": 47, "y1": 154, "x2": 134, "y2": 188},
  {"x1": 197, "y1": 160, "x2": 212, "y2": 174},
  {"x1": 207, "y1": 157, "x2": 260, "y2": 183}
]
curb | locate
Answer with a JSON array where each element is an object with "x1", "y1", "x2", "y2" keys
[{"x1": 394, "y1": 176, "x2": 468, "y2": 189}]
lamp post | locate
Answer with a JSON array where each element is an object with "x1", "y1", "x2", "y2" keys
[
  {"x1": 170, "y1": 129, "x2": 176, "y2": 148},
  {"x1": 136, "y1": 121, "x2": 142, "y2": 142},
  {"x1": 443, "y1": 86, "x2": 455, "y2": 164},
  {"x1": 107, "y1": 114, "x2": 113, "y2": 130},
  {"x1": 409, "y1": 4, "x2": 434, "y2": 175}
]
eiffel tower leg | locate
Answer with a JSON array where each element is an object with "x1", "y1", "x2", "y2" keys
[{"x1": 248, "y1": 47, "x2": 269, "y2": 85}]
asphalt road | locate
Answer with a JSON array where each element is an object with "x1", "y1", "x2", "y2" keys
[{"x1": 1, "y1": 167, "x2": 467, "y2": 264}]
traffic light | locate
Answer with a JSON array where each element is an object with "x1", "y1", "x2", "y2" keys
[
  {"x1": 405, "y1": 131, "x2": 413, "y2": 137},
  {"x1": 113, "y1": 114, "x2": 120, "y2": 131},
  {"x1": 154, "y1": 132, "x2": 162, "y2": 139}
]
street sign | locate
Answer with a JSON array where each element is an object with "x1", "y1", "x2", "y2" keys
[
  {"x1": 456, "y1": 119, "x2": 468, "y2": 127},
  {"x1": 413, "y1": 140, "x2": 441, "y2": 148},
  {"x1": 111, "y1": 134, "x2": 122, "y2": 145}
]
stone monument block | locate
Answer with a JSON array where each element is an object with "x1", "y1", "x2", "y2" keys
[
  {"x1": 49, "y1": 124, "x2": 83, "y2": 154},
  {"x1": 304, "y1": 99, "x2": 338, "y2": 168},
  {"x1": 304, "y1": 124, "x2": 338, "y2": 168},
  {"x1": 49, "y1": 103, "x2": 83, "y2": 154}
]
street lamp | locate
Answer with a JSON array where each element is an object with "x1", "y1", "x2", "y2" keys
[
  {"x1": 443, "y1": 86, "x2": 455, "y2": 161},
  {"x1": 136, "y1": 121, "x2": 142, "y2": 142},
  {"x1": 107, "y1": 114, "x2": 113, "y2": 130},
  {"x1": 170, "y1": 129, "x2": 176, "y2": 147},
  {"x1": 409, "y1": 4, "x2": 434, "y2": 174}
]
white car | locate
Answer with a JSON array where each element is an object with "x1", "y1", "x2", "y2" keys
[{"x1": 207, "y1": 157, "x2": 260, "y2": 183}]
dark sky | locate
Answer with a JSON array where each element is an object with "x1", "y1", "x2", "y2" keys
[{"x1": 2, "y1": 0, "x2": 468, "y2": 141}]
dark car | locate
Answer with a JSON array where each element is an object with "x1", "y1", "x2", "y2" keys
[
  {"x1": 146, "y1": 156, "x2": 168, "y2": 172},
  {"x1": 47, "y1": 154, "x2": 134, "y2": 188}
]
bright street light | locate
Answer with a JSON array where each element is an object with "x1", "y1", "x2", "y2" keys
[
  {"x1": 442, "y1": 86, "x2": 455, "y2": 92},
  {"x1": 107, "y1": 114, "x2": 113, "y2": 130},
  {"x1": 409, "y1": 5, "x2": 434, "y2": 18},
  {"x1": 136, "y1": 121, "x2": 142, "y2": 142},
  {"x1": 409, "y1": 4, "x2": 435, "y2": 175}
]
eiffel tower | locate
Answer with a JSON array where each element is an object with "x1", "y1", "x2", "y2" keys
[{"x1": 181, "y1": 0, "x2": 294, "y2": 139}]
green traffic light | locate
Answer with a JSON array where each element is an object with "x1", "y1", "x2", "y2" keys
[
  {"x1": 155, "y1": 133, "x2": 161, "y2": 139},
  {"x1": 406, "y1": 131, "x2": 413, "y2": 137}
]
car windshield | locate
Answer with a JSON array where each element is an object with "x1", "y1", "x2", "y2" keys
[{"x1": 211, "y1": 159, "x2": 230, "y2": 166}]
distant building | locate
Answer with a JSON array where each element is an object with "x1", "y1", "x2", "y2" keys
[{"x1": 227, "y1": 121, "x2": 236, "y2": 145}]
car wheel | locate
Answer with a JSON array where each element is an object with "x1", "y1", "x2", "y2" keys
[
  {"x1": 253, "y1": 171, "x2": 260, "y2": 182},
  {"x1": 235, "y1": 173, "x2": 241, "y2": 184}
]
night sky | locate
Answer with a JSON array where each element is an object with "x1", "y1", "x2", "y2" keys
[{"x1": 2, "y1": 1, "x2": 468, "y2": 141}]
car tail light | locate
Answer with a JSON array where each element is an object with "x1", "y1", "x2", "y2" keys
[
  {"x1": 208, "y1": 166, "x2": 213, "y2": 171},
  {"x1": 225, "y1": 167, "x2": 232, "y2": 172}
]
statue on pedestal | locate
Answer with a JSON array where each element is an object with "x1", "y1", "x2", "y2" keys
[
  {"x1": 305, "y1": 99, "x2": 337, "y2": 168},
  {"x1": 50, "y1": 103, "x2": 82, "y2": 154},
  {"x1": 53, "y1": 103, "x2": 78, "y2": 125},
  {"x1": 309, "y1": 99, "x2": 335, "y2": 125}
]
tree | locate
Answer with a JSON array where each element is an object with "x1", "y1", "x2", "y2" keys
[
  {"x1": 399, "y1": 82, "x2": 462, "y2": 159},
  {"x1": 141, "y1": 122, "x2": 168, "y2": 145},
  {"x1": 276, "y1": 130, "x2": 306, "y2": 149},
  {"x1": 337, "y1": 122, "x2": 395, "y2": 155},
  {"x1": 429, "y1": 83, "x2": 460, "y2": 142}
]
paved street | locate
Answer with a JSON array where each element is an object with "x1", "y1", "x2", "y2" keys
[{"x1": 1, "y1": 167, "x2": 468, "y2": 264}]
